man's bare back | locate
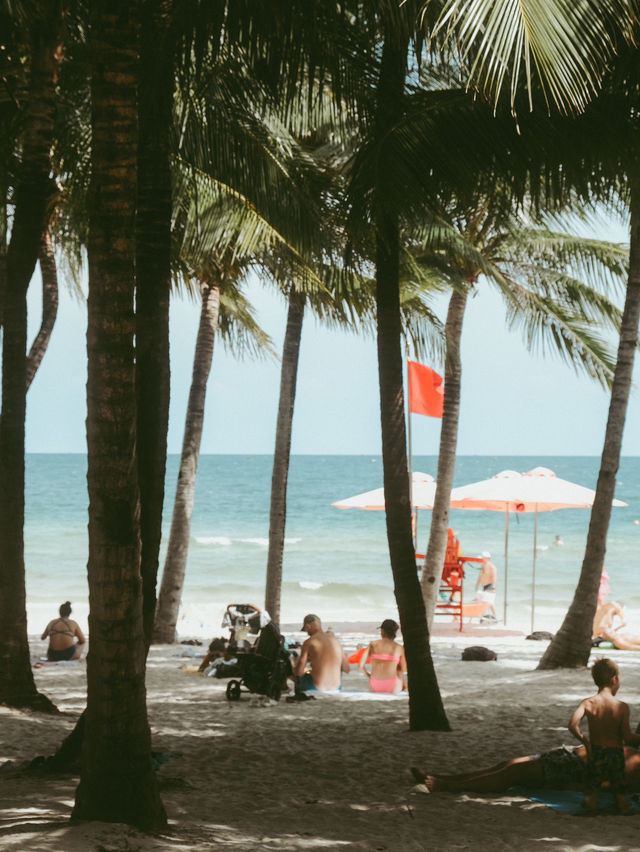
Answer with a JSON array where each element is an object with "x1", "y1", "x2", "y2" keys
[
  {"x1": 294, "y1": 615, "x2": 349, "y2": 691},
  {"x1": 478, "y1": 559, "x2": 497, "y2": 588},
  {"x1": 578, "y1": 691, "x2": 631, "y2": 749}
]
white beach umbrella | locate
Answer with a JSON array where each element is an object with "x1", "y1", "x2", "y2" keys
[
  {"x1": 332, "y1": 471, "x2": 437, "y2": 510},
  {"x1": 332, "y1": 472, "x2": 437, "y2": 559},
  {"x1": 450, "y1": 466, "x2": 627, "y2": 630}
]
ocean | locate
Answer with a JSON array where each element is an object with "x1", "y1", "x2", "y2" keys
[{"x1": 25, "y1": 454, "x2": 640, "y2": 637}]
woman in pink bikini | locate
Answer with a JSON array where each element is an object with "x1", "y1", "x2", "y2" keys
[{"x1": 359, "y1": 619, "x2": 406, "y2": 694}]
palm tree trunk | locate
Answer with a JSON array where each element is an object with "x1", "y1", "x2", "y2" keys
[
  {"x1": 374, "y1": 29, "x2": 449, "y2": 732},
  {"x1": 73, "y1": 2, "x2": 166, "y2": 829},
  {"x1": 153, "y1": 279, "x2": 220, "y2": 644},
  {"x1": 25, "y1": 228, "x2": 59, "y2": 392},
  {"x1": 421, "y1": 288, "x2": 468, "y2": 628},
  {"x1": 538, "y1": 176, "x2": 640, "y2": 670},
  {"x1": 0, "y1": 15, "x2": 61, "y2": 713},
  {"x1": 136, "y1": 0, "x2": 174, "y2": 648},
  {"x1": 0, "y1": 197, "x2": 6, "y2": 330},
  {"x1": 265, "y1": 289, "x2": 305, "y2": 627}
]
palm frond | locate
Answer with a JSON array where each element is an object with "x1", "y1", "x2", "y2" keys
[{"x1": 433, "y1": 0, "x2": 638, "y2": 113}]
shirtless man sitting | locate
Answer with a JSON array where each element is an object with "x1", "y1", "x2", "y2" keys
[{"x1": 293, "y1": 614, "x2": 349, "y2": 692}]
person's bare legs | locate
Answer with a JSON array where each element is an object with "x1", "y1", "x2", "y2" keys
[
  {"x1": 583, "y1": 790, "x2": 598, "y2": 813},
  {"x1": 602, "y1": 628, "x2": 640, "y2": 651},
  {"x1": 411, "y1": 756, "x2": 544, "y2": 793},
  {"x1": 615, "y1": 793, "x2": 634, "y2": 815}
]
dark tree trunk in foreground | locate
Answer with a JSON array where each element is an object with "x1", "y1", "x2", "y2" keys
[
  {"x1": 0, "y1": 16, "x2": 61, "y2": 713},
  {"x1": 136, "y1": 0, "x2": 174, "y2": 648},
  {"x1": 374, "y1": 28, "x2": 449, "y2": 731},
  {"x1": 421, "y1": 288, "x2": 468, "y2": 627},
  {"x1": 538, "y1": 177, "x2": 640, "y2": 670},
  {"x1": 25, "y1": 228, "x2": 59, "y2": 392},
  {"x1": 265, "y1": 289, "x2": 305, "y2": 627},
  {"x1": 153, "y1": 280, "x2": 220, "y2": 643},
  {"x1": 73, "y1": 2, "x2": 166, "y2": 829}
]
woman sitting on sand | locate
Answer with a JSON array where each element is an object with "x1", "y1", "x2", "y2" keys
[
  {"x1": 593, "y1": 600, "x2": 626, "y2": 639},
  {"x1": 359, "y1": 619, "x2": 406, "y2": 694},
  {"x1": 411, "y1": 745, "x2": 640, "y2": 793},
  {"x1": 41, "y1": 601, "x2": 86, "y2": 661},
  {"x1": 593, "y1": 601, "x2": 640, "y2": 650}
]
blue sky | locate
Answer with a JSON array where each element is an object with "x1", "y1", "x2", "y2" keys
[{"x1": 24, "y1": 217, "x2": 639, "y2": 456}]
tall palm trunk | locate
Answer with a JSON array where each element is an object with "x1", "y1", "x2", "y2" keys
[
  {"x1": 153, "y1": 279, "x2": 220, "y2": 643},
  {"x1": 136, "y1": 0, "x2": 174, "y2": 647},
  {"x1": 374, "y1": 29, "x2": 449, "y2": 731},
  {"x1": 25, "y1": 228, "x2": 59, "y2": 391},
  {"x1": 538, "y1": 177, "x2": 640, "y2": 670},
  {"x1": 0, "y1": 16, "x2": 61, "y2": 713},
  {"x1": 421, "y1": 288, "x2": 468, "y2": 628},
  {"x1": 73, "y1": 2, "x2": 166, "y2": 829},
  {"x1": 265, "y1": 289, "x2": 305, "y2": 627}
]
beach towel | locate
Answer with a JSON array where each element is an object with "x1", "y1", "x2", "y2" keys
[
  {"x1": 511, "y1": 788, "x2": 640, "y2": 815},
  {"x1": 313, "y1": 690, "x2": 408, "y2": 701},
  {"x1": 32, "y1": 658, "x2": 79, "y2": 667}
]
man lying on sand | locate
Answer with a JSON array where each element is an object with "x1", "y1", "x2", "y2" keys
[
  {"x1": 411, "y1": 745, "x2": 640, "y2": 794},
  {"x1": 293, "y1": 614, "x2": 350, "y2": 692}
]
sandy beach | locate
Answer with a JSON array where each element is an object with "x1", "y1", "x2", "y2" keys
[{"x1": 3, "y1": 623, "x2": 640, "y2": 851}]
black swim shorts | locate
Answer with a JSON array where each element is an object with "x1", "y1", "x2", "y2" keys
[{"x1": 540, "y1": 747, "x2": 586, "y2": 786}]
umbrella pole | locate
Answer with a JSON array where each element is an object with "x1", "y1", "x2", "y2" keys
[
  {"x1": 503, "y1": 509, "x2": 509, "y2": 625},
  {"x1": 405, "y1": 349, "x2": 416, "y2": 552},
  {"x1": 531, "y1": 507, "x2": 538, "y2": 634}
]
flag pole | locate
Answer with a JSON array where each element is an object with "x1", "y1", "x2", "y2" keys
[{"x1": 405, "y1": 347, "x2": 416, "y2": 552}]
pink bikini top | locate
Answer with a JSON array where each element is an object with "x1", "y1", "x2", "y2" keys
[{"x1": 369, "y1": 653, "x2": 401, "y2": 663}]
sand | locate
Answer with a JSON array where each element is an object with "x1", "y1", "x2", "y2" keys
[{"x1": 3, "y1": 623, "x2": 640, "y2": 851}]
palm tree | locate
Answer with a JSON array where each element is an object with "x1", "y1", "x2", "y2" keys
[
  {"x1": 368, "y1": 2, "x2": 450, "y2": 731},
  {"x1": 153, "y1": 265, "x2": 274, "y2": 643},
  {"x1": 264, "y1": 287, "x2": 305, "y2": 626},
  {"x1": 264, "y1": 261, "x2": 444, "y2": 627},
  {"x1": 136, "y1": 0, "x2": 176, "y2": 648},
  {"x1": 0, "y1": 3, "x2": 63, "y2": 713},
  {"x1": 153, "y1": 45, "x2": 335, "y2": 640},
  {"x1": 25, "y1": 228, "x2": 59, "y2": 391},
  {"x1": 72, "y1": 0, "x2": 166, "y2": 828},
  {"x1": 416, "y1": 205, "x2": 626, "y2": 624},
  {"x1": 436, "y1": 0, "x2": 640, "y2": 668}
]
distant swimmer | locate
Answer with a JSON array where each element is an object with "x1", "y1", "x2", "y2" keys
[{"x1": 554, "y1": 535, "x2": 564, "y2": 546}]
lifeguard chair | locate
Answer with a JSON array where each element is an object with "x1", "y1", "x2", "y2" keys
[{"x1": 434, "y1": 529, "x2": 484, "y2": 631}]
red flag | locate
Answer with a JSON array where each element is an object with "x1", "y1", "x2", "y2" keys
[{"x1": 408, "y1": 361, "x2": 444, "y2": 418}]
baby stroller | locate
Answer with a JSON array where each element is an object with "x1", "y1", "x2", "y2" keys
[{"x1": 217, "y1": 603, "x2": 293, "y2": 702}]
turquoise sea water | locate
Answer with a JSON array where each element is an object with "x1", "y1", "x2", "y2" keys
[{"x1": 25, "y1": 454, "x2": 640, "y2": 636}]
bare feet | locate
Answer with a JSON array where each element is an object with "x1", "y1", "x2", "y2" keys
[{"x1": 410, "y1": 767, "x2": 436, "y2": 791}]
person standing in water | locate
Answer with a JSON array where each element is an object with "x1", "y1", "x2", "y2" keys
[{"x1": 41, "y1": 601, "x2": 86, "y2": 661}]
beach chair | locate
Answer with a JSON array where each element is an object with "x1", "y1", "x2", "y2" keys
[{"x1": 434, "y1": 530, "x2": 485, "y2": 631}]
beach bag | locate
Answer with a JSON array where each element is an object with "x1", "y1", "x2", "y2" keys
[{"x1": 461, "y1": 645, "x2": 497, "y2": 661}]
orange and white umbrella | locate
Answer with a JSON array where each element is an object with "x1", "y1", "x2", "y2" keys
[{"x1": 450, "y1": 467, "x2": 627, "y2": 630}]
